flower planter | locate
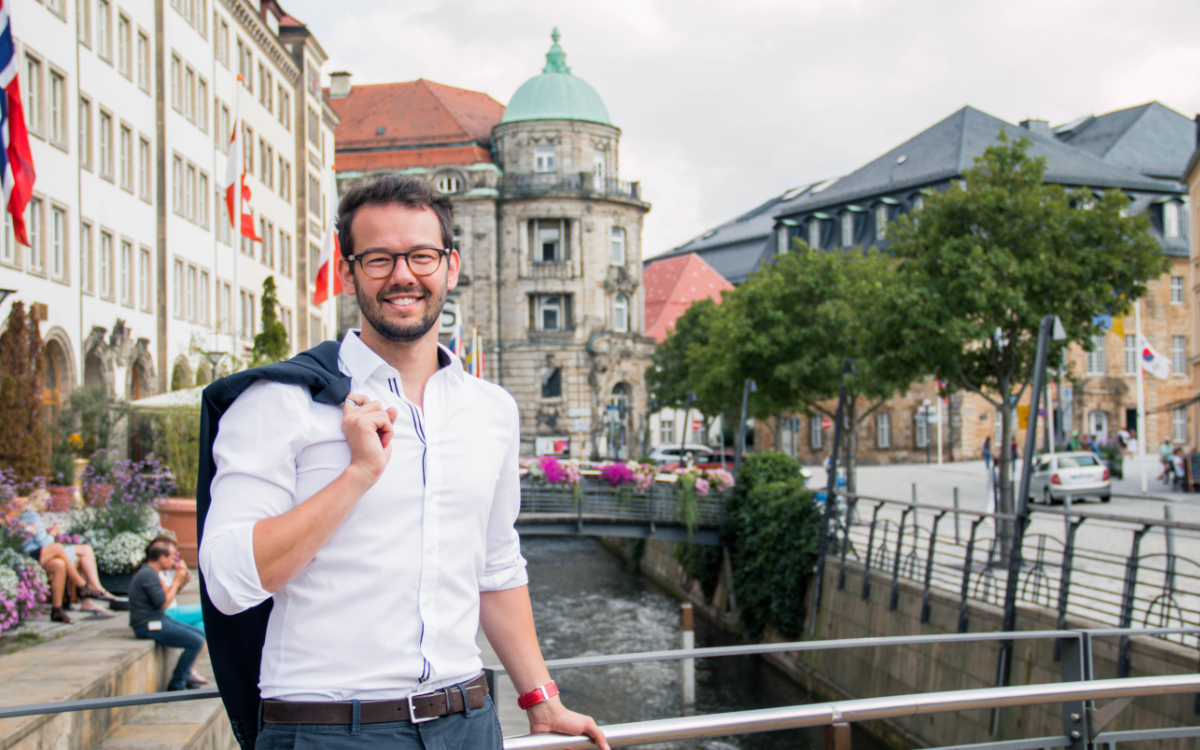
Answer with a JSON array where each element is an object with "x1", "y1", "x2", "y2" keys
[
  {"x1": 159, "y1": 498, "x2": 198, "y2": 566},
  {"x1": 98, "y1": 571, "x2": 133, "y2": 596}
]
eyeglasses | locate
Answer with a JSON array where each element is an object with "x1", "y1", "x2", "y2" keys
[{"x1": 345, "y1": 248, "x2": 450, "y2": 279}]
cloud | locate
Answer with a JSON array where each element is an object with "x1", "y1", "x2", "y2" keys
[{"x1": 286, "y1": 0, "x2": 1200, "y2": 258}]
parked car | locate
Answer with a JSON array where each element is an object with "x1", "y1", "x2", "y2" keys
[
  {"x1": 648, "y1": 444, "x2": 713, "y2": 464},
  {"x1": 1027, "y1": 452, "x2": 1111, "y2": 504}
]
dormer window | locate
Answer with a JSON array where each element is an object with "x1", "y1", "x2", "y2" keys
[
  {"x1": 912, "y1": 195, "x2": 924, "y2": 212},
  {"x1": 534, "y1": 144, "x2": 555, "y2": 173},
  {"x1": 808, "y1": 218, "x2": 821, "y2": 248},
  {"x1": 1163, "y1": 201, "x2": 1180, "y2": 238},
  {"x1": 436, "y1": 176, "x2": 460, "y2": 194},
  {"x1": 841, "y1": 212, "x2": 855, "y2": 247},
  {"x1": 875, "y1": 205, "x2": 888, "y2": 241}
]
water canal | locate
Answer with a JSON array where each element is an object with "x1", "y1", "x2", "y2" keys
[{"x1": 525, "y1": 536, "x2": 887, "y2": 750}]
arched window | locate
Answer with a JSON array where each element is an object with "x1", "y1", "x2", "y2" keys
[
  {"x1": 435, "y1": 175, "x2": 460, "y2": 194},
  {"x1": 613, "y1": 295, "x2": 628, "y2": 333},
  {"x1": 42, "y1": 341, "x2": 68, "y2": 449},
  {"x1": 1088, "y1": 410, "x2": 1109, "y2": 440}
]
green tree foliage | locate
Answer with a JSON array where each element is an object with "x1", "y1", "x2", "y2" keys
[
  {"x1": 725, "y1": 452, "x2": 819, "y2": 638},
  {"x1": 703, "y1": 246, "x2": 924, "y2": 495},
  {"x1": 647, "y1": 298, "x2": 739, "y2": 418},
  {"x1": 880, "y1": 133, "x2": 1167, "y2": 517},
  {"x1": 251, "y1": 276, "x2": 290, "y2": 366},
  {"x1": 0, "y1": 302, "x2": 48, "y2": 481},
  {"x1": 57, "y1": 386, "x2": 128, "y2": 480},
  {"x1": 153, "y1": 406, "x2": 200, "y2": 497}
]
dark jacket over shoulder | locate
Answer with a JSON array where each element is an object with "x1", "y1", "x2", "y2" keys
[{"x1": 196, "y1": 341, "x2": 350, "y2": 750}]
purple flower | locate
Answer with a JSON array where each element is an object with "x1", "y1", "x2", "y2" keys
[{"x1": 598, "y1": 463, "x2": 636, "y2": 488}]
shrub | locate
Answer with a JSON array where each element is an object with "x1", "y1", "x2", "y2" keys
[
  {"x1": 0, "y1": 303, "x2": 47, "y2": 481},
  {"x1": 729, "y1": 479, "x2": 821, "y2": 638},
  {"x1": 153, "y1": 406, "x2": 200, "y2": 497},
  {"x1": 96, "y1": 531, "x2": 156, "y2": 575}
]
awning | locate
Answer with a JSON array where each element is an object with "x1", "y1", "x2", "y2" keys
[{"x1": 129, "y1": 386, "x2": 204, "y2": 411}]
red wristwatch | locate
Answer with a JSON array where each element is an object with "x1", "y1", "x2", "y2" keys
[{"x1": 517, "y1": 681, "x2": 559, "y2": 710}]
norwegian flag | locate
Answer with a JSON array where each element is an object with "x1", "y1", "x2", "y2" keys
[
  {"x1": 312, "y1": 169, "x2": 342, "y2": 306},
  {"x1": 223, "y1": 77, "x2": 259, "y2": 242},
  {"x1": 0, "y1": 2, "x2": 35, "y2": 246}
]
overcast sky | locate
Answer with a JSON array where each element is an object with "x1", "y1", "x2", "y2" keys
[{"x1": 286, "y1": 0, "x2": 1200, "y2": 259}]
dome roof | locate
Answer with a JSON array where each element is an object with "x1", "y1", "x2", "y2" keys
[{"x1": 501, "y1": 29, "x2": 612, "y2": 127}]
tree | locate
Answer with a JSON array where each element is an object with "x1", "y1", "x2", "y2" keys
[
  {"x1": 703, "y1": 246, "x2": 925, "y2": 495},
  {"x1": 0, "y1": 302, "x2": 48, "y2": 480},
  {"x1": 251, "y1": 276, "x2": 289, "y2": 366},
  {"x1": 881, "y1": 133, "x2": 1166, "y2": 524}
]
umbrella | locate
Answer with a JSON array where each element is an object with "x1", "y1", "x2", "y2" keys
[{"x1": 128, "y1": 386, "x2": 204, "y2": 411}]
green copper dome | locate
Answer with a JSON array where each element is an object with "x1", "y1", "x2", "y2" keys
[{"x1": 501, "y1": 29, "x2": 613, "y2": 126}]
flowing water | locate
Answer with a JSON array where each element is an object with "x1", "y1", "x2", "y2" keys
[{"x1": 525, "y1": 536, "x2": 887, "y2": 750}]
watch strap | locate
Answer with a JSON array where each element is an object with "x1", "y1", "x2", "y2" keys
[{"x1": 517, "y1": 681, "x2": 559, "y2": 710}]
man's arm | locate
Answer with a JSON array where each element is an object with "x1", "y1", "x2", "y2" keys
[
  {"x1": 480, "y1": 586, "x2": 609, "y2": 750},
  {"x1": 252, "y1": 394, "x2": 397, "y2": 592}
]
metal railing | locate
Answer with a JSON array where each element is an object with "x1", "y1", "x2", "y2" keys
[
  {"x1": 519, "y1": 476, "x2": 727, "y2": 532},
  {"x1": 500, "y1": 172, "x2": 643, "y2": 200},
  {"x1": 2, "y1": 628, "x2": 1197, "y2": 750}
]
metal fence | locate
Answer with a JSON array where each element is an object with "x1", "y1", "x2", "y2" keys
[
  {"x1": 518, "y1": 476, "x2": 726, "y2": 531},
  {"x1": 826, "y1": 491, "x2": 1200, "y2": 671},
  {"x1": 3, "y1": 628, "x2": 1198, "y2": 750},
  {"x1": 500, "y1": 172, "x2": 642, "y2": 200}
]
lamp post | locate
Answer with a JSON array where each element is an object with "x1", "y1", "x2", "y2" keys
[
  {"x1": 734, "y1": 379, "x2": 756, "y2": 476},
  {"x1": 922, "y1": 398, "x2": 932, "y2": 464}
]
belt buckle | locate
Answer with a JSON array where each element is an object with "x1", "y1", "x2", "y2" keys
[{"x1": 406, "y1": 691, "x2": 439, "y2": 724}]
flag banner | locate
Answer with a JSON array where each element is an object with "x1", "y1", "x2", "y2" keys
[
  {"x1": 312, "y1": 168, "x2": 342, "y2": 306},
  {"x1": 223, "y1": 79, "x2": 260, "y2": 242},
  {"x1": 1137, "y1": 334, "x2": 1170, "y2": 380},
  {"x1": 0, "y1": 1, "x2": 35, "y2": 246}
]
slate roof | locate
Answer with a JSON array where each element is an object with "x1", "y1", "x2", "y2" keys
[
  {"x1": 327, "y1": 80, "x2": 504, "y2": 173},
  {"x1": 776, "y1": 106, "x2": 1181, "y2": 218},
  {"x1": 642, "y1": 253, "x2": 735, "y2": 343},
  {"x1": 1054, "y1": 102, "x2": 1196, "y2": 180},
  {"x1": 646, "y1": 182, "x2": 829, "y2": 284}
]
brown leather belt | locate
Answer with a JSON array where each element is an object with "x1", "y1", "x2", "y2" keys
[{"x1": 262, "y1": 674, "x2": 489, "y2": 725}]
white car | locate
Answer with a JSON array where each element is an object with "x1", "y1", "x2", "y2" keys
[
  {"x1": 1027, "y1": 452, "x2": 1111, "y2": 504},
  {"x1": 647, "y1": 444, "x2": 713, "y2": 464}
]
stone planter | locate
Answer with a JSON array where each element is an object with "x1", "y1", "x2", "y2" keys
[
  {"x1": 98, "y1": 571, "x2": 134, "y2": 597},
  {"x1": 159, "y1": 498, "x2": 198, "y2": 566}
]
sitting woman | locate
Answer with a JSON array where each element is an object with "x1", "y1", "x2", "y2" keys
[
  {"x1": 128, "y1": 537, "x2": 207, "y2": 691},
  {"x1": 18, "y1": 496, "x2": 114, "y2": 623}
]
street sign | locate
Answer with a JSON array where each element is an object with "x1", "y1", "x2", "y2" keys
[
  {"x1": 534, "y1": 437, "x2": 570, "y2": 456},
  {"x1": 692, "y1": 419, "x2": 702, "y2": 431},
  {"x1": 821, "y1": 417, "x2": 833, "y2": 430}
]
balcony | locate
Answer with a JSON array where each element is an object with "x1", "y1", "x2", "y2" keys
[{"x1": 501, "y1": 172, "x2": 643, "y2": 202}]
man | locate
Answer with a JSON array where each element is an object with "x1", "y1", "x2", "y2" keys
[
  {"x1": 129, "y1": 538, "x2": 206, "y2": 691},
  {"x1": 200, "y1": 176, "x2": 607, "y2": 749},
  {"x1": 1159, "y1": 437, "x2": 1173, "y2": 481}
]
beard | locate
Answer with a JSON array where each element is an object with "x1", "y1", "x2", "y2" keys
[{"x1": 356, "y1": 280, "x2": 446, "y2": 344}]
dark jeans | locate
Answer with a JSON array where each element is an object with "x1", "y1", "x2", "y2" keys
[
  {"x1": 133, "y1": 617, "x2": 206, "y2": 690},
  {"x1": 255, "y1": 693, "x2": 503, "y2": 750}
]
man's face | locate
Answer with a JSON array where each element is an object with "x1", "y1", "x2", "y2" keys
[{"x1": 337, "y1": 204, "x2": 459, "y2": 345}]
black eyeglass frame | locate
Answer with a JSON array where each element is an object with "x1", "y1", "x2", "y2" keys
[{"x1": 344, "y1": 248, "x2": 453, "y2": 279}]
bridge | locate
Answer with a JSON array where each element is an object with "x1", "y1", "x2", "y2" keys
[{"x1": 515, "y1": 479, "x2": 726, "y2": 545}]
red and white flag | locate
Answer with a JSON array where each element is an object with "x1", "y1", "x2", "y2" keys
[
  {"x1": 0, "y1": 1, "x2": 36, "y2": 246},
  {"x1": 312, "y1": 169, "x2": 342, "y2": 306},
  {"x1": 223, "y1": 77, "x2": 259, "y2": 242}
]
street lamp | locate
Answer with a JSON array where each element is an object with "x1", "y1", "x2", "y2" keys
[{"x1": 922, "y1": 398, "x2": 932, "y2": 465}]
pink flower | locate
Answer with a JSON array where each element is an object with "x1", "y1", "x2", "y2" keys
[
  {"x1": 598, "y1": 463, "x2": 636, "y2": 488},
  {"x1": 694, "y1": 478, "x2": 711, "y2": 498}
]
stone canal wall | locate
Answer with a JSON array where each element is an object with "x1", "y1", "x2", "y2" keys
[{"x1": 601, "y1": 537, "x2": 1199, "y2": 750}]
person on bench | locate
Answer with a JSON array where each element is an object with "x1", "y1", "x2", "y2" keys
[
  {"x1": 128, "y1": 537, "x2": 207, "y2": 691},
  {"x1": 17, "y1": 496, "x2": 114, "y2": 623}
]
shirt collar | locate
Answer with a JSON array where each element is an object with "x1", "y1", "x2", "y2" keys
[{"x1": 338, "y1": 330, "x2": 464, "y2": 386}]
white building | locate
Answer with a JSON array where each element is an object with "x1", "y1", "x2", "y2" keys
[{"x1": 0, "y1": 0, "x2": 338, "y2": 437}]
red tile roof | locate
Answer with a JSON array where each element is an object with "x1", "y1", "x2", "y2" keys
[
  {"x1": 327, "y1": 79, "x2": 505, "y2": 171},
  {"x1": 643, "y1": 253, "x2": 734, "y2": 343}
]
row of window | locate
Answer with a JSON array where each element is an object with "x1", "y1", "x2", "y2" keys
[
  {"x1": 1086, "y1": 332, "x2": 1188, "y2": 377},
  {"x1": 531, "y1": 219, "x2": 628, "y2": 265},
  {"x1": 527, "y1": 293, "x2": 630, "y2": 334},
  {"x1": 530, "y1": 144, "x2": 610, "y2": 179},
  {"x1": 76, "y1": 0, "x2": 153, "y2": 91}
]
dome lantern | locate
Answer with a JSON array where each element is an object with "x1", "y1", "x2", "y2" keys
[{"x1": 500, "y1": 29, "x2": 612, "y2": 126}]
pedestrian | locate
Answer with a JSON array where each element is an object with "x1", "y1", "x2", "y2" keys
[
  {"x1": 1086, "y1": 434, "x2": 1098, "y2": 454},
  {"x1": 982, "y1": 436, "x2": 992, "y2": 470},
  {"x1": 1010, "y1": 437, "x2": 1019, "y2": 463},
  {"x1": 1171, "y1": 447, "x2": 1186, "y2": 489},
  {"x1": 1127, "y1": 429, "x2": 1139, "y2": 457},
  {"x1": 129, "y1": 537, "x2": 206, "y2": 691},
  {"x1": 1159, "y1": 438, "x2": 1173, "y2": 481},
  {"x1": 199, "y1": 176, "x2": 607, "y2": 750},
  {"x1": 1067, "y1": 430, "x2": 1081, "y2": 452}
]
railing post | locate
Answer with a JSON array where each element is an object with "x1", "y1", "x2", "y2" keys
[
  {"x1": 889, "y1": 506, "x2": 913, "y2": 611},
  {"x1": 1059, "y1": 632, "x2": 1092, "y2": 750},
  {"x1": 862, "y1": 503, "x2": 883, "y2": 601},
  {"x1": 921, "y1": 512, "x2": 946, "y2": 623},
  {"x1": 824, "y1": 722, "x2": 852, "y2": 750},
  {"x1": 648, "y1": 478, "x2": 656, "y2": 536},
  {"x1": 1053, "y1": 517, "x2": 1086, "y2": 662},
  {"x1": 577, "y1": 483, "x2": 584, "y2": 533},
  {"x1": 958, "y1": 516, "x2": 985, "y2": 633},
  {"x1": 838, "y1": 497, "x2": 857, "y2": 591},
  {"x1": 680, "y1": 603, "x2": 695, "y2": 711},
  {"x1": 1118, "y1": 525, "x2": 1151, "y2": 678},
  {"x1": 953, "y1": 487, "x2": 961, "y2": 545}
]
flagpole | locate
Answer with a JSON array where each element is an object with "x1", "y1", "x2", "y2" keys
[
  {"x1": 1135, "y1": 299, "x2": 1147, "y2": 495},
  {"x1": 936, "y1": 396, "x2": 943, "y2": 466},
  {"x1": 324, "y1": 166, "x2": 336, "y2": 344},
  {"x1": 232, "y1": 76, "x2": 242, "y2": 356}
]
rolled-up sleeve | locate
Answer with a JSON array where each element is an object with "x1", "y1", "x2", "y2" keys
[
  {"x1": 200, "y1": 380, "x2": 309, "y2": 615},
  {"x1": 478, "y1": 401, "x2": 528, "y2": 592}
]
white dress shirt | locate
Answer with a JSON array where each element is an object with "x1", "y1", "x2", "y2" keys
[{"x1": 200, "y1": 331, "x2": 528, "y2": 701}]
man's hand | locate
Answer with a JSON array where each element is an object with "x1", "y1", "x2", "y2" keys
[
  {"x1": 342, "y1": 394, "x2": 399, "y2": 486},
  {"x1": 527, "y1": 697, "x2": 609, "y2": 750}
]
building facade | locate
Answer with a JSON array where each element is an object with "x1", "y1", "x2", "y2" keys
[
  {"x1": 329, "y1": 30, "x2": 655, "y2": 459},
  {"x1": 658, "y1": 103, "x2": 1194, "y2": 463},
  {"x1": 0, "y1": 0, "x2": 338, "y2": 439}
]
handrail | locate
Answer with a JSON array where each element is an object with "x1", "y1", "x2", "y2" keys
[{"x1": 501, "y1": 673, "x2": 1200, "y2": 749}]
